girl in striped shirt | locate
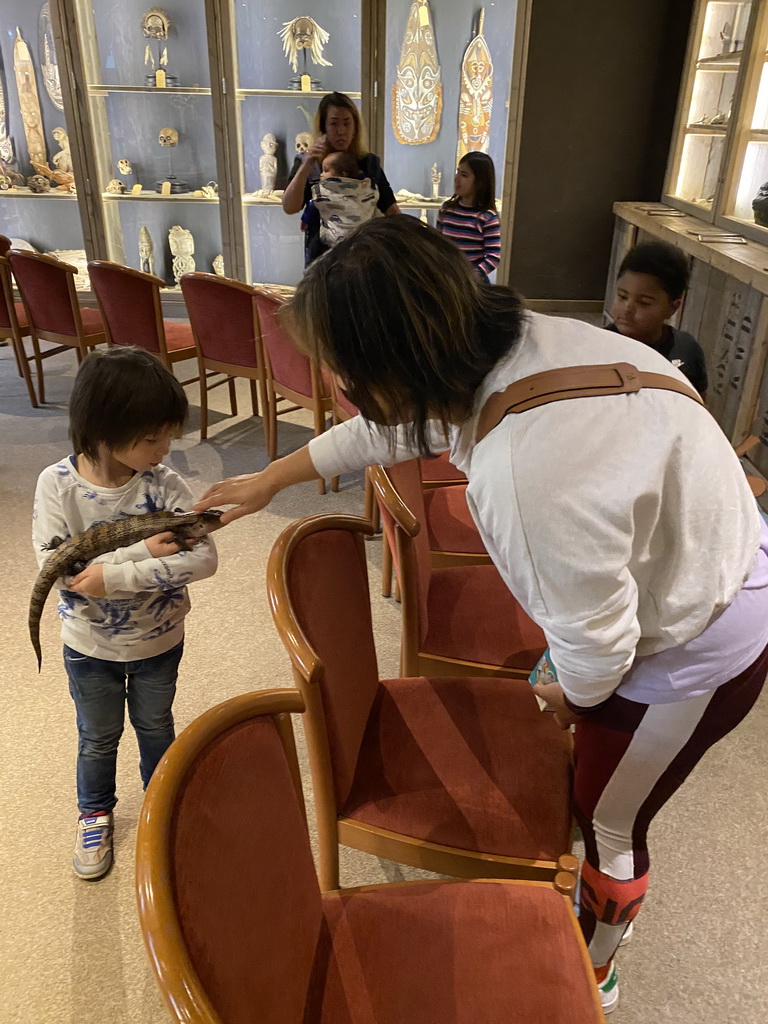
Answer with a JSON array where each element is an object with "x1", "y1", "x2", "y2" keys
[{"x1": 436, "y1": 152, "x2": 501, "y2": 282}]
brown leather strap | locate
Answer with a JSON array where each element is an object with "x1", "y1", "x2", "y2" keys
[{"x1": 476, "y1": 362, "x2": 703, "y2": 443}]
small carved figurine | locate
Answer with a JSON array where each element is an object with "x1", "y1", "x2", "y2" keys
[
  {"x1": 139, "y1": 225, "x2": 154, "y2": 274},
  {"x1": 0, "y1": 174, "x2": 11, "y2": 190},
  {"x1": 259, "y1": 133, "x2": 278, "y2": 194},
  {"x1": 431, "y1": 162, "x2": 441, "y2": 199},
  {"x1": 212, "y1": 254, "x2": 224, "y2": 276},
  {"x1": 51, "y1": 127, "x2": 73, "y2": 174},
  {"x1": 27, "y1": 173, "x2": 50, "y2": 193},
  {"x1": 168, "y1": 225, "x2": 195, "y2": 284},
  {"x1": 279, "y1": 17, "x2": 333, "y2": 73},
  {"x1": 106, "y1": 179, "x2": 126, "y2": 194},
  {"x1": 117, "y1": 159, "x2": 133, "y2": 175}
]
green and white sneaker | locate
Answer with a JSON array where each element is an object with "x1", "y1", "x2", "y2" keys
[
  {"x1": 73, "y1": 811, "x2": 114, "y2": 880},
  {"x1": 598, "y1": 962, "x2": 620, "y2": 1014}
]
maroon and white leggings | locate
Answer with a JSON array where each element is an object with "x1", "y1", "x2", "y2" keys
[{"x1": 573, "y1": 640, "x2": 768, "y2": 968}]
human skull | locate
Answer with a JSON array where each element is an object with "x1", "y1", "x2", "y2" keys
[
  {"x1": 0, "y1": 174, "x2": 11, "y2": 191},
  {"x1": 106, "y1": 178, "x2": 126, "y2": 194},
  {"x1": 295, "y1": 132, "x2": 311, "y2": 154},
  {"x1": 27, "y1": 174, "x2": 51, "y2": 193},
  {"x1": 158, "y1": 127, "x2": 179, "y2": 148},
  {"x1": 117, "y1": 159, "x2": 132, "y2": 175}
]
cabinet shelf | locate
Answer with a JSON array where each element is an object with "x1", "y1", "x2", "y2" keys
[
  {"x1": 101, "y1": 190, "x2": 219, "y2": 203},
  {"x1": 236, "y1": 89, "x2": 361, "y2": 99},
  {"x1": 685, "y1": 123, "x2": 728, "y2": 133},
  {"x1": 697, "y1": 49, "x2": 744, "y2": 69},
  {"x1": 87, "y1": 85, "x2": 211, "y2": 96},
  {"x1": 0, "y1": 187, "x2": 77, "y2": 199}
]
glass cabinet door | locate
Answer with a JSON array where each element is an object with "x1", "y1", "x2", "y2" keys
[
  {"x1": 0, "y1": 4, "x2": 87, "y2": 288},
  {"x1": 71, "y1": 0, "x2": 225, "y2": 289},
  {"x1": 229, "y1": 0, "x2": 363, "y2": 289},
  {"x1": 665, "y1": 0, "x2": 753, "y2": 217},
  {"x1": 720, "y1": 2, "x2": 768, "y2": 238},
  {"x1": 381, "y1": 1, "x2": 515, "y2": 273}
]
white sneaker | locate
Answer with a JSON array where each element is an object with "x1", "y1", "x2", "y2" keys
[
  {"x1": 73, "y1": 812, "x2": 113, "y2": 880},
  {"x1": 619, "y1": 920, "x2": 634, "y2": 946},
  {"x1": 598, "y1": 961, "x2": 619, "y2": 1014}
]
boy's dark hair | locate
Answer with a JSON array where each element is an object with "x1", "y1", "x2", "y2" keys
[
  {"x1": 446, "y1": 152, "x2": 497, "y2": 213},
  {"x1": 323, "y1": 151, "x2": 359, "y2": 178},
  {"x1": 283, "y1": 215, "x2": 524, "y2": 456},
  {"x1": 69, "y1": 347, "x2": 188, "y2": 461},
  {"x1": 618, "y1": 242, "x2": 690, "y2": 301}
]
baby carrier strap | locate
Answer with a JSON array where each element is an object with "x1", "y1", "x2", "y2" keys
[{"x1": 475, "y1": 362, "x2": 703, "y2": 443}]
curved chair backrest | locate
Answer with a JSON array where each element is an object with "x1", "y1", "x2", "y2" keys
[
  {"x1": 254, "y1": 287, "x2": 314, "y2": 397},
  {"x1": 136, "y1": 688, "x2": 321, "y2": 1024},
  {"x1": 268, "y1": 514, "x2": 381, "y2": 810},
  {"x1": 0, "y1": 256, "x2": 17, "y2": 332},
  {"x1": 8, "y1": 249, "x2": 80, "y2": 336},
  {"x1": 88, "y1": 260, "x2": 166, "y2": 353},
  {"x1": 370, "y1": 460, "x2": 433, "y2": 644},
  {"x1": 330, "y1": 375, "x2": 358, "y2": 421},
  {"x1": 181, "y1": 273, "x2": 260, "y2": 368}
]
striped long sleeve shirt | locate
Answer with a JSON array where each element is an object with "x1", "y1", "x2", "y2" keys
[{"x1": 436, "y1": 203, "x2": 501, "y2": 278}]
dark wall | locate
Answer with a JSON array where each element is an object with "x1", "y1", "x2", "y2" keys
[{"x1": 508, "y1": 0, "x2": 695, "y2": 299}]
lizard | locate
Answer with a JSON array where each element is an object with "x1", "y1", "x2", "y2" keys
[{"x1": 30, "y1": 509, "x2": 224, "y2": 671}]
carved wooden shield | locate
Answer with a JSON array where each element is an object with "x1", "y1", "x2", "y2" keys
[
  {"x1": 392, "y1": 0, "x2": 442, "y2": 145},
  {"x1": 14, "y1": 28, "x2": 47, "y2": 168},
  {"x1": 456, "y1": 8, "x2": 493, "y2": 163},
  {"x1": 39, "y1": 3, "x2": 64, "y2": 111}
]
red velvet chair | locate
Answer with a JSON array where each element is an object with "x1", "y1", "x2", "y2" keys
[
  {"x1": 370, "y1": 462, "x2": 547, "y2": 678},
  {"x1": 421, "y1": 448, "x2": 467, "y2": 487},
  {"x1": 0, "y1": 254, "x2": 38, "y2": 407},
  {"x1": 255, "y1": 287, "x2": 332, "y2": 493},
  {"x1": 87, "y1": 260, "x2": 196, "y2": 381},
  {"x1": 180, "y1": 273, "x2": 269, "y2": 444},
  {"x1": 268, "y1": 512, "x2": 574, "y2": 890},
  {"x1": 136, "y1": 686, "x2": 602, "y2": 1024},
  {"x1": 8, "y1": 249, "x2": 106, "y2": 404}
]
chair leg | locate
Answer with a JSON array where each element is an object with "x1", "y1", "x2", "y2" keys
[
  {"x1": 313, "y1": 399, "x2": 327, "y2": 495},
  {"x1": 267, "y1": 388, "x2": 278, "y2": 462},
  {"x1": 257, "y1": 374, "x2": 270, "y2": 451},
  {"x1": 249, "y1": 378, "x2": 259, "y2": 416},
  {"x1": 228, "y1": 376, "x2": 237, "y2": 416},
  {"x1": 11, "y1": 333, "x2": 38, "y2": 408},
  {"x1": 199, "y1": 358, "x2": 209, "y2": 440},
  {"x1": 381, "y1": 533, "x2": 393, "y2": 598},
  {"x1": 363, "y1": 470, "x2": 381, "y2": 533},
  {"x1": 30, "y1": 331, "x2": 45, "y2": 405}
]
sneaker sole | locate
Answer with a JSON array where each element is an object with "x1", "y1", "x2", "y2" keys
[{"x1": 72, "y1": 850, "x2": 113, "y2": 881}]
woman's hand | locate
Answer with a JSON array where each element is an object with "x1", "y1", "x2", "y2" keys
[
  {"x1": 193, "y1": 472, "x2": 279, "y2": 525},
  {"x1": 532, "y1": 681, "x2": 580, "y2": 730},
  {"x1": 68, "y1": 564, "x2": 106, "y2": 598},
  {"x1": 305, "y1": 134, "x2": 328, "y2": 165}
]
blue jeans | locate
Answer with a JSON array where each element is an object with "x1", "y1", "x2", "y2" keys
[{"x1": 63, "y1": 642, "x2": 184, "y2": 815}]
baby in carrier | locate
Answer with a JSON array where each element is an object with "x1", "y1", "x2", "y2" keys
[{"x1": 302, "y1": 151, "x2": 380, "y2": 249}]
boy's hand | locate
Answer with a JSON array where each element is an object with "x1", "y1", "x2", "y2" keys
[
  {"x1": 68, "y1": 564, "x2": 106, "y2": 598},
  {"x1": 145, "y1": 531, "x2": 185, "y2": 558},
  {"x1": 532, "y1": 681, "x2": 579, "y2": 730}
]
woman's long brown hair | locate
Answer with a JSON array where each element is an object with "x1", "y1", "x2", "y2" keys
[{"x1": 282, "y1": 216, "x2": 524, "y2": 455}]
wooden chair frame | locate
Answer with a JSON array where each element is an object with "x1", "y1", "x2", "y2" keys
[
  {"x1": 136, "y1": 684, "x2": 598, "y2": 1024},
  {"x1": 136, "y1": 688, "x2": 306, "y2": 1024},
  {"x1": 369, "y1": 464, "x2": 537, "y2": 680},
  {"x1": 255, "y1": 286, "x2": 332, "y2": 494},
  {"x1": 267, "y1": 512, "x2": 573, "y2": 891},
  {"x1": 88, "y1": 260, "x2": 198, "y2": 384},
  {"x1": 10, "y1": 249, "x2": 106, "y2": 404},
  {"x1": 181, "y1": 272, "x2": 270, "y2": 445},
  {"x1": 0, "y1": 256, "x2": 38, "y2": 407}
]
